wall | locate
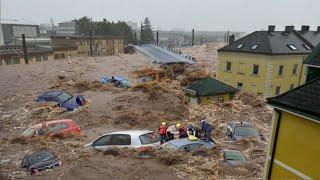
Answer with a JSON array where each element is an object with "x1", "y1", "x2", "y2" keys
[
  {"x1": 0, "y1": 53, "x2": 53, "y2": 65},
  {"x1": 217, "y1": 52, "x2": 307, "y2": 97},
  {"x1": 265, "y1": 110, "x2": 320, "y2": 179},
  {"x1": 186, "y1": 93, "x2": 231, "y2": 105}
]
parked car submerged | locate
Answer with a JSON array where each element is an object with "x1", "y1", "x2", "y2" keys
[
  {"x1": 21, "y1": 150, "x2": 62, "y2": 175},
  {"x1": 162, "y1": 138, "x2": 215, "y2": 152},
  {"x1": 222, "y1": 149, "x2": 247, "y2": 166},
  {"x1": 36, "y1": 91, "x2": 86, "y2": 111},
  {"x1": 21, "y1": 119, "x2": 81, "y2": 137},
  {"x1": 226, "y1": 122, "x2": 260, "y2": 141},
  {"x1": 99, "y1": 76, "x2": 130, "y2": 88},
  {"x1": 85, "y1": 130, "x2": 160, "y2": 150}
]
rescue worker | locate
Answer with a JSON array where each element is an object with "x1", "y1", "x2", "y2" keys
[
  {"x1": 200, "y1": 118, "x2": 213, "y2": 142},
  {"x1": 166, "y1": 124, "x2": 178, "y2": 140},
  {"x1": 159, "y1": 121, "x2": 168, "y2": 144},
  {"x1": 187, "y1": 123, "x2": 200, "y2": 138},
  {"x1": 176, "y1": 123, "x2": 188, "y2": 138}
]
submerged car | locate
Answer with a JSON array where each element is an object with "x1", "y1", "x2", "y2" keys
[
  {"x1": 222, "y1": 149, "x2": 247, "y2": 166},
  {"x1": 85, "y1": 130, "x2": 160, "y2": 150},
  {"x1": 99, "y1": 76, "x2": 131, "y2": 88},
  {"x1": 162, "y1": 138, "x2": 215, "y2": 152},
  {"x1": 226, "y1": 122, "x2": 260, "y2": 141},
  {"x1": 36, "y1": 91, "x2": 86, "y2": 111},
  {"x1": 21, "y1": 150, "x2": 62, "y2": 175},
  {"x1": 21, "y1": 119, "x2": 81, "y2": 137}
]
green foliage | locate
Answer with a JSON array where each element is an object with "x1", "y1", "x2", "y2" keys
[
  {"x1": 140, "y1": 17, "x2": 155, "y2": 44},
  {"x1": 73, "y1": 17, "x2": 135, "y2": 45}
]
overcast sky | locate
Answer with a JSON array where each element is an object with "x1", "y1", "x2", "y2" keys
[{"x1": 2, "y1": 0, "x2": 320, "y2": 32}]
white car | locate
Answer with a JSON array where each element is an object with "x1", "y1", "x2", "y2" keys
[{"x1": 85, "y1": 130, "x2": 160, "y2": 150}]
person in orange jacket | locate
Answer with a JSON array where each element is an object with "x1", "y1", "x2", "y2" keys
[{"x1": 159, "y1": 121, "x2": 168, "y2": 144}]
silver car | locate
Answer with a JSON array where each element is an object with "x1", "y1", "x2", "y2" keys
[
  {"x1": 85, "y1": 130, "x2": 160, "y2": 150},
  {"x1": 162, "y1": 138, "x2": 215, "y2": 152}
]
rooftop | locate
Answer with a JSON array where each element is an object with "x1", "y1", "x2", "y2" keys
[
  {"x1": 185, "y1": 78, "x2": 238, "y2": 96},
  {"x1": 303, "y1": 42, "x2": 320, "y2": 67},
  {"x1": 267, "y1": 77, "x2": 320, "y2": 121}
]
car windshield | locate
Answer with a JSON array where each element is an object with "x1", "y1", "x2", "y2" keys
[
  {"x1": 29, "y1": 151, "x2": 53, "y2": 165},
  {"x1": 21, "y1": 127, "x2": 35, "y2": 136},
  {"x1": 234, "y1": 126, "x2": 258, "y2": 137},
  {"x1": 225, "y1": 151, "x2": 246, "y2": 161},
  {"x1": 139, "y1": 132, "x2": 158, "y2": 145},
  {"x1": 57, "y1": 93, "x2": 72, "y2": 103}
]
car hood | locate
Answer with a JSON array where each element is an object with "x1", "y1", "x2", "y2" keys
[
  {"x1": 61, "y1": 96, "x2": 80, "y2": 111},
  {"x1": 28, "y1": 159, "x2": 59, "y2": 170},
  {"x1": 233, "y1": 135, "x2": 260, "y2": 141}
]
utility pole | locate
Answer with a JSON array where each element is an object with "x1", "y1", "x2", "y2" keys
[
  {"x1": 89, "y1": 18, "x2": 93, "y2": 57},
  {"x1": 156, "y1": 31, "x2": 159, "y2": 45},
  {"x1": 200, "y1": 36, "x2": 203, "y2": 45},
  {"x1": 191, "y1": 29, "x2": 194, "y2": 46},
  {"x1": 22, "y1": 34, "x2": 29, "y2": 64}
]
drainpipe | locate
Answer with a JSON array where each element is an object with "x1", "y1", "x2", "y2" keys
[
  {"x1": 267, "y1": 109, "x2": 282, "y2": 179},
  {"x1": 298, "y1": 57, "x2": 304, "y2": 85}
]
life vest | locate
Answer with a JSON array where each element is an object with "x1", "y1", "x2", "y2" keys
[{"x1": 159, "y1": 125, "x2": 167, "y2": 135}]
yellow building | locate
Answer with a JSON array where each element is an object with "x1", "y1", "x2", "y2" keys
[
  {"x1": 50, "y1": 35, "x2": 124, "y2": 59},
  {"x1": 217, "y1": 25, "x2": 316, "y2": 97},
  {"x1": 264, "y1": 77, "x2": 320, "y2": 179},
  {"x1": 184, "y1": 77, "x2": 238, "y2": 105},
  {"x1": 0, "y1": 45, "x2": 53, "y2": 65}
]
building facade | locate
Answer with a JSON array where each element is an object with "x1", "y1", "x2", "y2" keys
[
  {"x1": 264, "y1": 77, "x2": 320, "y2": 179},
  {"x1": 303, "y1": 42, "x2": 320, "y2": 82},
  {"x1": 0, "y1": 23, "x2": 40, "y2": 46},
  {"x1": 56, "y1": 21, "x2": 76, "y2": 35},
  {"x1": 217, "y1": 25, "x2": 319, "y2": 97}
]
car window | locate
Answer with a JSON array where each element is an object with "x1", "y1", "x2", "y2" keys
[
  {"x1": 56, "y1": 93, "x2": 72, "y2": 103},
  {"x1": 48, "y1": 123, "x2": 62, "y2": 133},
  {"x1": 234, "y1": 126, "x2": 258, "y2": 137},
  {"x1": 187, "y1": 143, "x2": 204, "y2": 151},
  {"x1": 139, "y1": 133, "x2": 158, "y2": 145},
  {"x1": 61, "y1": 123, "x2": 68, "y2": 129},
  {"x1": 93, "y1": 135, "x2": 111, "y2": 146},
  {"x1": 178, "y1": 145, "x2": 188, "y2": 151},
  {"x1": 21, "y1": 127, "x2": 35, "y2": 136},
  {"x1": 28, "y1": 151, "x2": 53, "y2": 165},
  {"x1": 224, "y1": 151, "x2": 246, "y2": 161},
  {"x1": 109, "y1": 134, "x2": 131, "y2": 145}
]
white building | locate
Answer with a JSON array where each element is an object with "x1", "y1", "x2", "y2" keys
[{"x1": 56, "y1": 21, "x2": 76, "y2": 35}]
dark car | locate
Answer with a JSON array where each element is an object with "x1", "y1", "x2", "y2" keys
[
  {"x1": 36, "y1": 91, "x2": 86, "y2": 111},
  {"x1": 222, "y1": 149, "x2": 247, "y2": 166},
  {"x1": 21, "y1": 150, "x2": 62, "y2": 175},
  {"x1": 162, "y1": 138, "x2": 215, "y2": 152},
  {"x1": 226, "y1": 122, "x2": 260, "y2": 141}
]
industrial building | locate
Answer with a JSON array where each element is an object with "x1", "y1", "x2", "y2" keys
[{"x1": 217, "y1": 25, "x2": 320, "y2": 97}]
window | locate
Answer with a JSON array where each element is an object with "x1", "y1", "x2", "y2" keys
[
  {"x1": 236, "y1": 44, "x2": 244, "y2": 49},
  {"x1": 42, "y1": 56, "x2": 48, "y2": 61},
  {"x1": 109, "y1": 134, "x2": 131, "y2": 145},
  {"x1": 278, "y1": 65, "x2": 284, "y2": 76},
  {"x1": 93, "y1": 135, "x2": 111, "y2": 146},
  {"x1": 139, "y1": 133, "x2": 158, "y2": 145},
  {"x1": 292, "y1": 64, "x2": 298, "y2": 75},
  {"x1": 61, "y1": 123, "x2": 68, "y2": 129},
  {"x1": 218, "y1": 97, "x2": 224, "y2": 103},
  {"x1": 290, "y1": 84, "x2": 294, "y2": 90},
  {"x1": 287, "y1": 44, "x2": 298, "y2": 51},
  {"x1": 226, "y1": 61, "x2": 232, "y2": 71},
  {"x1": 60, "y1": 53, "x2": 65, "y2": 59},
  {"x1": 54, "y1": 54, "x2": 60, "y2": 59},
  {"x1": 237, "y1": 82, "x2": 243, "y2": 91},
  {"x1": 252, "y1": 64, "x2": 259, "y2": 75},
  {"x1": 238, "y1": 63, "x2": 245, "y2": 74},
  {"x1": 302, "y1": 44, "x2": 311, "y2": 50},
  {"x1": 48, "y1": 123, "x2": 63, "y2": 133},
  {"x1": 275, "y1": 86, "x2": 281, "y2": 96},
  {"x1": 251, "y1": 44, "x2": 259, "y2": 50}
]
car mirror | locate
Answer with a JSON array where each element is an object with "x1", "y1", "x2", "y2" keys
[
  {"x1": 57, "y1": 102, "x2": 61, "y2": 107},
  {"x1": 37, "y1": 129, "x2": 45, "y2": 135}
]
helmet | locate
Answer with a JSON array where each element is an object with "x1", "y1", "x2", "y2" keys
[
  {"x1": 161, "y1": 122, "x2": 166, "y2": 126},
  {"x1": 176, "y1": 123, "x2": 181, "y2": 128}
]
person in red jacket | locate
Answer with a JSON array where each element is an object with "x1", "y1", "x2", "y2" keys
[{"x1": 159, "y1": 122, "x2": 168, "y2": 144}]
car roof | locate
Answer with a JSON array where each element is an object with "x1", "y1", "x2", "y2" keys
[
  {"x1": 40, "y1": 91, "x2": 64, "y2": 97},
  {"x1": 29, "y1": 119, "x2": 74, "y2": 129},
  {"x1": 229, "y1": 122, "x2": 253, "y2": 127},
  {"x1": 166, "y1": 138, "x2": 209, "y2": 147},
  {"x1": 28, "y1": 150, "x2": 53, "y2": 158},
  {"x1": 105, "y1": 130, "x2": 154, "y2": 136}
]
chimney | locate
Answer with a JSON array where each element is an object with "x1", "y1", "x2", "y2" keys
[
  {"x1": 317, "y1": 26, "x2": 320, "y2": 32},
  {"x1": 285, "y1": 25, "x2": 295, "y2": 33},
  {"x1": 301, "y1": 25, "x2": 310, "y2": 32},
  {"x1": 268, "y1": 25, "x2": 275, "y2": 32},
  {"x1": 229, "y1": 34, "x2": 235, "y2": 44}
]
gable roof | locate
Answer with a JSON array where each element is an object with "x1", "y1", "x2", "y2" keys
[
  {"x1": 185, "y1": 78, "x2": 238, "y2": 96},
  {"x1": 267, "y1": 77, "x2": 320, "y2": 122},
  {"x1": 303, "y1": 42, "x2": 320, "y2": 67},
  {"x1": 218, "y1": 31, "x2": 313, "y2": 55}
]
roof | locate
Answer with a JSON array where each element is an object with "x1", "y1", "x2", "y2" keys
[
  {"x1": 105, "y1": 130, "x2": 154, "y2": 136},
  {"x1": 296, "y1": 31, "x2": 320, "y2": 47},
  {"x1": 40, "y1": 91, "x2": 64, "y2": 97},
  {"x1": 50, "y1": 35, "x2": 123, "y2": 40},
  {"x1": 165, "y1": 138, "x2": 209, "y2": 147},
  {"x1": 30, "y1": 119, "x2": 74, "y2": 129},
  {"x1": 267, "y1": 77, "x2": 320, "y2": 121},
  {"x1": 218, "y1": 31, "x2": 313, "y2": 55},
  {"x1": 303, "y1": 42, "x2": 320, "y2": 67},
  {"x1": 185, "y1": 78, "x2": 238, "y2": 96}
]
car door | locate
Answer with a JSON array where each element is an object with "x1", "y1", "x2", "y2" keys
[
  {"x1": 92, "y1": 135, "x2": 112, "y2": 150},
  {"x1": 48, "y1": 123, "x2": 62, "y2": 136},
  {"x1": 55, "y1": 123, "x2": 69, "y2": 136},
  {"x1": 107, "y1": 134, "x2": 131, "y2": 148}
]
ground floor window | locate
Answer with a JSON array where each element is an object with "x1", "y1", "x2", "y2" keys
[
  {"x1": 54, "y1": 54, "x2": 60, "y2": 59},
  {"x1": 237, "y1": 82, "x2": 243, "y2": 91},
  {"x1": 218, "y1": 97, "x2": 224, "y2": 103},
  {"x1": 275, "y1": 86, "x2": 281, "y2": 96}
]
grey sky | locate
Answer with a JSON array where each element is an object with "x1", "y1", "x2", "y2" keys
[{"x1": 2, "y1": 0, "x2": 320, "y2": 32}]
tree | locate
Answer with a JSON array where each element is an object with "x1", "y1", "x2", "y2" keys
[
  {"x1": 140, "y1": 17, "x2": 155, "y2": 44},
  {"x1": 133, "y1": 32, "x2": 138, "y2": 45}
]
